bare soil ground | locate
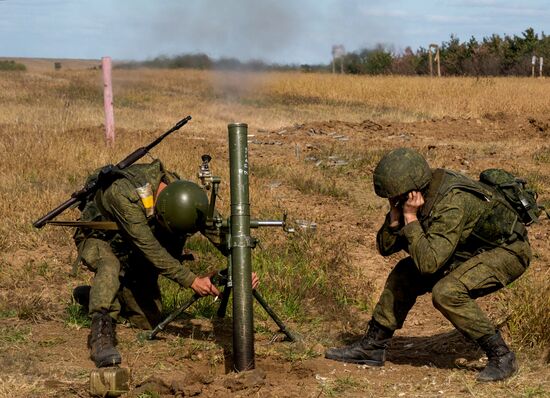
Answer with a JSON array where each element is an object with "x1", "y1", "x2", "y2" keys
[{"x1": 1, "y1": 111, "x2": 549, "y2": 397}]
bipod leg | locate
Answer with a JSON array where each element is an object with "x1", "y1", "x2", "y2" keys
[
  {"x1": 146, "y1": 293, "x2": 201, "y2": 340},
  {"x1": 216, "y1": 285, "x2": 231, "y2": 318},
  {"x1": 253, "y1": 290, "x2": 297, "y2": 342}
]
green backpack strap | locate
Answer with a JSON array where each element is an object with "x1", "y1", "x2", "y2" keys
[{"x1": 419, "y1": 169, "x2": 447, "y2": 220}]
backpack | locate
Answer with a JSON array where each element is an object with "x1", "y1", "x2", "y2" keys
[
  {"x1": 479, "y1": 169, "x2": 548, "y2": 226},
  {"x1": 421, "y1": 169, "x2": 521, "y2": 247}
]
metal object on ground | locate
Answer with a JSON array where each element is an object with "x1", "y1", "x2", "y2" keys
[
  {"x1": 228, "y1": 122, "x2": 255, "y2": 371},
  {"x1": 295, "y1": 219, "x2": 318, "y2": 234},
  {"x1": 89, "y1": 367, "x2": 129, "y2": 397}
]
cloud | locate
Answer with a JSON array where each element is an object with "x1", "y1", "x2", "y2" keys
[
  {"x1": 424, "y1": 14, "x2": 485, "y2": 24},
  {"x1": 358, "y1": 8, "x2": 409, "y2": 18},
  {"x1": 2, "y1": 0, "x2": 548, "y2": 63},
  {"x1": 450, "y1": 0, "x2": 500, "y2": 5}
]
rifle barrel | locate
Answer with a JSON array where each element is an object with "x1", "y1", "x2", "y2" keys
[{"x1": 145, "y1": 116, "x2": 192, "y2": 151}]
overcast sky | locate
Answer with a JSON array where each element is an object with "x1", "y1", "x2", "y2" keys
[{"x1": 0, "y1": 0, "x2": 548, "y2": 64}]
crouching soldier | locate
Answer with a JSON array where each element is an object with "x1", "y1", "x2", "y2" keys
[
  {"x1": 72, "y1": 159, "x2": 257, "y2": 368},
  {"x1": 325, "y1": 148, "x2": 531, "y2": 382}
]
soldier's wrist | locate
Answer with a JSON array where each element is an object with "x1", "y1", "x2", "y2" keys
[
  {"x1": 181, "y1": 272, "x2": 198, "y2": 288},
  {"x1": 404, "y1": 213, "x2": 418, "y2": 224}
]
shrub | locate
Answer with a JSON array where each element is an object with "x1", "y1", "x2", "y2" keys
[{"x1": 0, "y1": 60, "x2": 26, "y2": 72}]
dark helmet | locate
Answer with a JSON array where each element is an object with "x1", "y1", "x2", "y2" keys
[
  {"x1": 155, "y1": 180, "x2": 209, "y2": 235},
  {"x1": 373, "y1": 148, "x2": 432, "y2": 198}
]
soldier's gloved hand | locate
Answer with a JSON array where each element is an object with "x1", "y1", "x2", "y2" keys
[
  {"x1": 403, "y1": 190, "x2": 425, "y2": 224},
  {"x1": 191, "y1": 273, "x2": 221, "y2": 297}
]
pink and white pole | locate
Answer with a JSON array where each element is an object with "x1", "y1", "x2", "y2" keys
[{"x1": 102, "y1": 56, "x2": 115, "y2": 145}]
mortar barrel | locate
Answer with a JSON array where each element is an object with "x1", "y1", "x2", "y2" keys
[{"x1": 228, "y1": 122, "x2": 255, "y2": 371}]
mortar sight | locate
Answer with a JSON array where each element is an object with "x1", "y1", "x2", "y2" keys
[{"x1": 198, "y1": 154, "x2": 215, "y2": 190}]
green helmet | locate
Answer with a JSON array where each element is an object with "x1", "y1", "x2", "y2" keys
[
  {"x1": 373, "y1": 148, "x2": 432, "y2": 198},
  {"x1": 155, "y1": 180, "x2": 209, "y2": 235}
]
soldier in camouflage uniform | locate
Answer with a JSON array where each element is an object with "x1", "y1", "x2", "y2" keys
[
  {"x1": 73, "y1": 159, "x2": 258, "y2": 368},
  {"x1": 325, "y1": 148, "x2": 531, "y2": 382}
]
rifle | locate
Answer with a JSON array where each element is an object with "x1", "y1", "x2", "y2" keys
[{"x1": 32, "y1": 116, "x2": 192, "y2": 228}]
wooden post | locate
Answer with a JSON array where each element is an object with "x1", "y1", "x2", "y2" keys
[
  {"x1": 436, "y1": 48, "x2": 441, "y2": 77},
  {"x1": 332, "y1": 45, "x2": 345, "y2": 74},
  {"x1": 102, "y1": 56, "x2": 115, "y2": 146},
  {"x1": 331, "y1": 45, "x2": 337, "y2": 74},
  {"x1": 540, "y1": 57, "x2": 544, "y2": 77},
  {"x1": 429, "y1": 44, "x2": 440, "y2": 77}
]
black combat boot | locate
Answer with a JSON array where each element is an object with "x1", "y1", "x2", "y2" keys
[
  {"x1": 325, "y1": 320, "x2": 393, "y2": 366},
  {"x1": 72, "y1": 285, "x2": 91, "y2": 313},
  {"x1": 88, "y1": 311, "x2": 122, "y2": 368},
  {"x1": 476, "y1": 331, "x2": 518, "y2": 382}
]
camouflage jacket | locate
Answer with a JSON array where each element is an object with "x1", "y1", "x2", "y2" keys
[
  {"x1": 376, "y1": 169, "x2": 529, "y2": 275},
  {"x1": 75, "y1": 159, "x2": 197, "y2": 288}
]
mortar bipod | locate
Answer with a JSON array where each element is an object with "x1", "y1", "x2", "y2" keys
[{"x1": 145, "y1": 269, "x2": 297, "y2": 342}]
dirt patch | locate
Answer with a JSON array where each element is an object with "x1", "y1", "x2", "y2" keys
[{"x1": 528, "y1": 117, "x2": 550, "y2": 134}]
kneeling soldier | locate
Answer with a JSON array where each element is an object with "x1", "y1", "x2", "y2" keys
[
  {"x1": 325, "y1": 148, "x2": 531, "y2": 382},
  {"x1": 73, "y1": 159, "x2": 258, "y2": 367}
]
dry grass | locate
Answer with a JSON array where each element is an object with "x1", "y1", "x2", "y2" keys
[
  {"x1": 263, "y1": 74, "x2": 550, "y2": 120},
  {"x1": 1, "y1": 66, "x2": 549, "y2": 326},
  {"x1": 505, "y1": 268, "x2": 550, "y2": 351},
  {"x1": 0, "y1": 65, "x2": 548, "y2": 397},
  {"x1": 0, "y1": 375, "x2": 46, "y2": 398},
  {"x1": 2, "y1": 70, "x2": 548, "y2": 205}
]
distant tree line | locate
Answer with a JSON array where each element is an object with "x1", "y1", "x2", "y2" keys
[
  {"x1": 116, "y1": 28, "x2": 548, "y2": 76},
  {"x1": 348, "y1": 28, "x2": 549, "y2": 76},
  {"x1": 116, "y1": 54, "x2": 309, "y2": 73}
]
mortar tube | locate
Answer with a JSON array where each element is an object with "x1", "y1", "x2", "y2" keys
[{"x1": 228, "y1": 123, "x2": 255, "y2": 371}]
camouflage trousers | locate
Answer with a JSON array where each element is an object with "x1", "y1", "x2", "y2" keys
[
  {"x1": 78, "y1": 238, "x2": 163, "y2": 330},
  {"x1": 372, "y1": 239, "x2": 531, "y2": 341}
]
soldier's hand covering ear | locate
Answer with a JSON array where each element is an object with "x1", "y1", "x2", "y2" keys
[{"x1": 403, "y1": 191, "x2": 425, "y2": 224}]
